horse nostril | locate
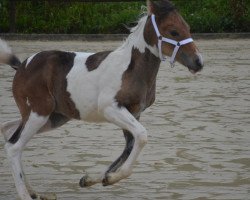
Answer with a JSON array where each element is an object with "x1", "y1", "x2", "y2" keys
[{"x1": 195, "y1": 58, "x2": 203, "y2": 68}]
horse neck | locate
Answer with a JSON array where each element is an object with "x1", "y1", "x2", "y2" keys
[
  {"x1": 132, "y1": 47, "x2": 161, "y2": 86},
  {"x1": 119, "y1": 15, "x2": 161, "y2": 84}
]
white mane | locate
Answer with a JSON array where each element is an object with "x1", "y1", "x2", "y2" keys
[
  {"x1": 130, "y1": 14, "x2": 148, "y2": 34},
  {"x1": 117, "y1": 15, "x2": 158, "y2": 57}
]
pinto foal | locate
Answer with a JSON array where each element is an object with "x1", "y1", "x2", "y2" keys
[{"x1": 0, "y1": 1, "x2": 203, "y2": 199}]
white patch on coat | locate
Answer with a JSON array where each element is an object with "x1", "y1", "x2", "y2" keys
[
  {"x1": 66, "y1": 50, "x2": 131, "y2": 122},
  {"x1": 26, "y1": 53, "x2": 39, "y2": 68},
  {"x1": 26, "y1": 97, "x2": 30, "y2": 107},
  {"x1": 66, "y1": 15, "x2": 157, "y2": 123}
]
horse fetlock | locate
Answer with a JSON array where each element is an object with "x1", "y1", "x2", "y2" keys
[
  {"x1": 102, "y1": 173, "x2": 115, "y2": 186},
  {"x1": 102, "y1": 169, "x2": 131, "y2": 186},
  {"x1": 102, "y1": 171, "x2": 122, "y2": 186}
]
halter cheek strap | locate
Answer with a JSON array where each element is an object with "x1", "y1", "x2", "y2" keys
[{"x1": 151, "y1": 14, "x2": 193, "y2": 67}]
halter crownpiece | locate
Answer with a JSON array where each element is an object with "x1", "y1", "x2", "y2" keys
[{"x1": 151, "y1": 14, "x2": 193, "y2": 67}]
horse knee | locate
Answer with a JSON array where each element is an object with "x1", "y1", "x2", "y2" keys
[{"x1": 135, "y1": 127, "x2": 148, "y2": 147}]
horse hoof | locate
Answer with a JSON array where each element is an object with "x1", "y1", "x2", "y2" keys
[
  {"x1": 102, "y1": 178, "x2": 109, "y2": 186},
  {"x1": 30, "y1": 192, "x2": 38, "y2": 199},
  {"x1": 79, "y1": 174, "x2": 96, "y2": 187},
  {"x1": 41, "y1": 193, "x2": 57, "y2": 200},
  {"x1": 79, "y1": 176, "x2": 88, "y2": 187},
  {"x1": 30, "y1": 192, "x2": 57, "y2": 200}
]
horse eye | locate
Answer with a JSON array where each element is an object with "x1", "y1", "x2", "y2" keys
[{"x1": 170, "y1": 30, "x2": 179, "y2": 37}]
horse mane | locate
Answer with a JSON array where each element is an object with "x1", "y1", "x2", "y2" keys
[
  {"x1": 124, "y1": 0, "x2": 176, "y2": 42},
  {"x1": 130, "y1": 14, "x2": 148, "y2": 34},
  {"x1": 118, "y1": 14, "x2": 148, "y2": 51},
  {"x1": 117, "y1": 0, "x2": 176, "y2": 52}
]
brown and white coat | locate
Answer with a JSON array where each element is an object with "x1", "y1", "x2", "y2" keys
[{"x1": 0, "y1": 1, "x2": 203, "y2": 199}]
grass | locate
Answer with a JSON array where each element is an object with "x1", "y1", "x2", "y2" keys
[{"x1": 0, "y1": 0, "x2": 249, "y2": 33}]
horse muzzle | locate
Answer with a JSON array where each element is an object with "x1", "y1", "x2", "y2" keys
[{"x1": 180, "y1": 52, "x2": 204, "y2": 74}]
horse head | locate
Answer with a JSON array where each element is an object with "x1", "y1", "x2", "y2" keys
[{"x1": 145, "y1": 0, "x2": 203, "y2": 73}]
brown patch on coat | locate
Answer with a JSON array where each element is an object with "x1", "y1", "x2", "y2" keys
[
  {"x1": 144, "y1": 16, "x2": 158, "y2": 47},
  {"x1": 115, "y1": 47, "x2": 160, "y2": 116},
  {"x1": 13, "y1": 51, "x2": 80, "y2": 121},
  {"x1": 85, "y1": 51, "x2": 111, "y2": 71}
]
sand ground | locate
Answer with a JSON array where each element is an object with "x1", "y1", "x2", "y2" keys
[{"x1": 0, "y1": 39, "x2": 250, "y2": 199}]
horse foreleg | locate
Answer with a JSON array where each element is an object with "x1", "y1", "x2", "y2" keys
[
  {"x1": 102, "y1": 104, "x2": 147, "y2": 186},
  {"x1": 81, "y1": 105, "x2": 147, "y2": 187},
  {"x1": 105, "y1": 130, "x2": 134, "y2": 173},
  {"x1": 79, "y1": 130, "x2": 134, "y2": 187}
]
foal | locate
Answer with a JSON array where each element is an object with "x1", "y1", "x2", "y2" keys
[{"x1": 0, "y1": 0, "x2": 203, "y2": 199}]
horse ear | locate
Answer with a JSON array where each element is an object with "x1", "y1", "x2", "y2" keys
[{"x1": 147, "y1": 0, "x2": 156, "y2": 15}]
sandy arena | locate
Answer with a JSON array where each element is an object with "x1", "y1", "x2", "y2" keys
[{"x1": 0, "y1": 39, "x2": 250, "y2": 199}]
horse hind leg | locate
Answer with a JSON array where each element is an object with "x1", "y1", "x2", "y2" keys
[
  {"x1": 5, "y1": 86, "x2": 61, "y2": 199},
  {"x1": 5, "y1": 112, "x2": 50, "y2": 200},
  {"x1": 1, "y1": 120, "x2": 37, "y2": 196},
  {"x1": 3, "y1": 114, "x2": 67, "y2": 200},
  {"x1": 19, "y1": 113, "x2": 68, "y2": 200}
]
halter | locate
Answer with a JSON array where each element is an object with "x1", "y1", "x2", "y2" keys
[{"x1": 151, "y1": 14, "x2": 193, "y2": 67}]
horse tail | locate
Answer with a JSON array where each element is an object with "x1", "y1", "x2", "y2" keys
[{"x1": 0, "y1": 38, "x2": 21, "y2": 70}]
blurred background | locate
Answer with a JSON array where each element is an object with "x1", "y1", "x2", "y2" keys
[{"x1": 0, "y1": 0, "x2": 249, "y2": 34}]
